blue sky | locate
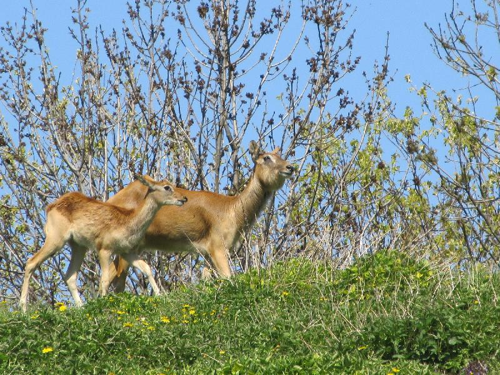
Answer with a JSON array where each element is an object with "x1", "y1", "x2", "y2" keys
[
  {"x1": 0, "y1": 0, "x2": 494, "y2": 120},
  {"x1": 352, "y1": 1, "x2": 494, "y2": 119},
  {"x1": 353, "y1": 1, "x2": 452, "y2": 86}
]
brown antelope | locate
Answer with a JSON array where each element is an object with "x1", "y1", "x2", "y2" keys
[
  {"x1": 19, "y1": 175, "x2": 187, "y2": 311},
  {"x1": 105, "y1": 141, "x2": 294, "y2": 293}
]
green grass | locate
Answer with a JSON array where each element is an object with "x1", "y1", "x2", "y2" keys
[{"x1": 1, "y1": 251, "x2": 499, "y2": 374}]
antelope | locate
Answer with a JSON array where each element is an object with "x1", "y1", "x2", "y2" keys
[
  {"x1": 19, "y1": 175, "x2": 187, "y2": 312},
  {"x1": 105, "y1": 141, "x2": 294, "y2": 293}
]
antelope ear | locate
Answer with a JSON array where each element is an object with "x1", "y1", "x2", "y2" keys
[
  {"x1": 249, "y1": 140, "x2": 262, "y2": 162},
  {"x1": 271, "y1": 147, "x2": 280, "y2": 155},
  {"x1": 135, "y1": 174, "x2": 155, "y2": 190}
]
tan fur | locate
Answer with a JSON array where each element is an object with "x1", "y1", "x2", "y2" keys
[
  {"x1": 106, "y1": 142, "x2": 294, "y2": 292},
  {"x1": 19, "y1": 176, "x2": 187, "y2": 311}
]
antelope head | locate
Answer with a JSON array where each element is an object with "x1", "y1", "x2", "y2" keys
[
  {"x1": 249, "y1": 140, "x2": 294, "y2": 192},
  {"x1": 135, "y1": 174, "x2": 188, "y2": 206}
]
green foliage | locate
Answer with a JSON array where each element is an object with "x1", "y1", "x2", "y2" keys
[
  {"x1": 1, "y1": 252, "x2": 499, "y2": 374},
  {"x1": 363, "y1": 299, "x2": 499, "y2": 372},
  {"x1": 333, "y1": 250, "x2": 434, "y2": 302}
]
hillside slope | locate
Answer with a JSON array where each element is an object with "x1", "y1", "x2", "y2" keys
[{"x1": 1, "y1": 251, "x2": 499, "y2": 374}]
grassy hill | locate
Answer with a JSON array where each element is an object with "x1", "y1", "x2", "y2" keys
[{"x1": 1, "y1": 251, "x2": 499, "y2": 374}]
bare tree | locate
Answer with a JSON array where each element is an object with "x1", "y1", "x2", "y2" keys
[
  {"x1": 0, "y1": 0, "x2": 396, "y2": 304},
  {"x1": 416, "y1": 0, "x2": 500, "y2": 262}
]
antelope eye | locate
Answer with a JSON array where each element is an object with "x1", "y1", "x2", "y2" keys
[
  {"x1": 164, "y1": 185, "x2": 172, "y2": 192},
  {"x1": 263, "y1": 155, "x2": 271, "y2": 162}
]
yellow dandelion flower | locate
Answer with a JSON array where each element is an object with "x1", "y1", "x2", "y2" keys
[
  {"x1": 282, "y1": 291, "x2": 290, "y2": 297},
  {"x1": 54, "y1": 302, "x2": 64, "y2": 307},
  {"x1": 59, "y1": 304, "x2": 67, "y2": 312},
  {"x1": 474, "y1": 300, "x2": 480, "y2": 305},
  {"x1": 182, "y1": 319, "x2": 189, "y2": 324},
  {"x1": 161, "y1": 316, "x2": 171, "y2": 323},
  {"x1": 319, "y1": 296, "x2": 328, "y2": 301},
  {"x1": 189, "y1": 309, "x2": 196, "y2": 315},
  {"x1": 210, "y1": 310, "x2": 216, "y2": 316},
  {"x1": 42, "y1": 347, "x2": 54, "y2": 354},
  {"x1": 392, "y1": 368, "x2": 400, "y2": 373},
  {"x1": 123, "y1": 322, "x2": 133, "y2": 328},
  {"x1": 31, "y1": 313, "x2": 39, "y2": 320},
  {"x1": 116, "y1": 310, "x2": 126, "y2": 315},
  {"x1": 183, "y1": 304, "x2": 190, "y2": 308},
  {"x1": 219, "y1": 350, "x2": 225, "y2": 355},
  {"x1": 147, "y1": 326, "x2": 155, "y2": 331}
]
